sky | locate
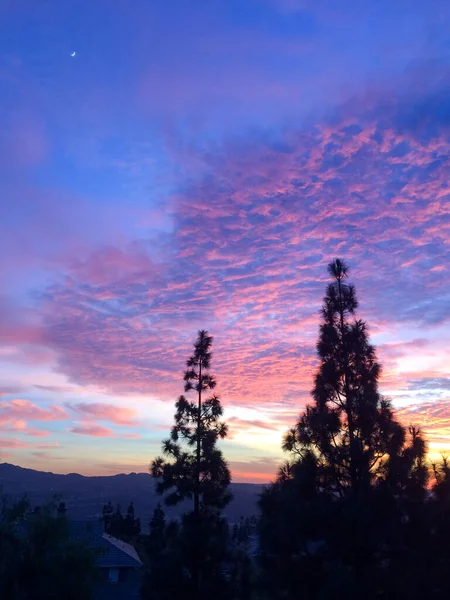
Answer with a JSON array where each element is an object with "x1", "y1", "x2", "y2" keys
[{"x1": 1, "y1": 0, "x2": 450, "y2": 483}]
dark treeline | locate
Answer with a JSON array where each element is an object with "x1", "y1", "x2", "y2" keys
[
  {"x1": 0, "y1": 495, "x2": 96, "y2": 599},
  {"x1": 2, "y1": 259, "x2": 450, "y2": 599},
  {"x1": 102, "y1": 500, "x2": 141, "y2": 539}
]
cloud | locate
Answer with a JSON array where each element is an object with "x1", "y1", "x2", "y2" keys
[
  {"x1": 0, "y1": 421, "x2": 51, "y2": 437},
  {"x1": 407, "y1": 378, "x2": 450, "y2": 392},
  {"x1": 68, "y1": 245, "x2": 162, "y2": 287},
  {"x1": 29, "y1": 80, "x2": 450, "y2": 414},
  {"x1": 397, "y1": 399, "x2": 450, "y2": 453},
  {"x1": 228, "y1": 416, "x2": 279, "y2": 432},
  {"x1": 0, "y1": 385, "x2": 25, "y2": 396},
  {"x1": 0, "y1": 438, "x2": 29, "y2": 449},
  {"x1": 0, "y1": 399, "x2": 68, "y2": 422},
  {"x1": 34, "y1": 385, "x2": 77, "y2": 393},
  {"x1": 0, "y1": 296, "x2": 44, "y2": 345},
  {"x1": 31, "y1": 452, "x2": 67, "y2": 460},
  {"x1": 66, "y1": 402, "x2": 138, "y2": 426},
  {"x1": 36, "y1": 442, "x2": 60, "y2": 449},
  {"x1": 23, "y1": 428, "x2": 51, "y2": 437},
  {"x1": 378, "y1": 339, "x2": 430, "y2": 361},
  {"x1": 70, "y1": 423, "x2": 114, "y2": 437}
]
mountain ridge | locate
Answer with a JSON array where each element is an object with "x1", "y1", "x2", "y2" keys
[{"x1": 0, "y1": 462, "x2": 263, "y2": 526}]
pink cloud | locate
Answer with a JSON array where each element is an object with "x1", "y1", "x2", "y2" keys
[
  {"x1": 70, "y1": 423, "x2": 114, "y2": 437},
  {"x1": 69, "y1": 245, "x2": 162, "y2": 287},
  {"x1": 67, "y1": 402, "x2": 137, "y2": 426},
  {"x1": 378, "y1": 338, "x2": 430, "y2": 360},
  {"x1": 25, "y1": 428, "x2": 51, "y2": 437},
  {"x1": 398, "y1": 400, "x2": 450, "y2": 431},
  {"x1": 0, "y1": 399, "x2": 68, "y2": 422},
  {"x1": 0, "y1": 420, "x2": 51, "y2": 437},
  {"x1": 122, "y1": 433, "x2": 140, "y2": 439},
  {"x1": 34, "y1": 385, "x2": 77, "y2": 393},
  {"x1": 0, "y1": 296, "x2": 44, "y2": 345},
  {"x1": 396, "y1": 399, "x2": 450, "y2": 456},
  {"x1": 36, "y1": 442, "x2": 60, "y2": 449}
]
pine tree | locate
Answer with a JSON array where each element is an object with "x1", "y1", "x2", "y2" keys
[
  {"x1": 151, "y1": 330, "x2": 231, "y2": 514},
  {"x1": 102, "y1": 501, "x2": 113, "y2": 533},
  {"x1": 150, "y1": 330, "x2": 232, "y2": 599},
  {"x1": 110, "y1": 503, "x2": 124, "y2": 538},
  {"x1": 147, "y1": 503, "x2": 166, "y2": 555},
  {"x1": 282, "y1": 258, "x2": 406, "y2": 493},
  {"x1": 124, "y1": 501, "x2": 141, "y2": 537},
  {"x1": 259, "y1": 259, "x2": 430, "y2": 600}
]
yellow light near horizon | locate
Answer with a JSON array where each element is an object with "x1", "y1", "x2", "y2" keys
[{"x1": 228, "y1": 426, "x2": 283, "y2": 454}]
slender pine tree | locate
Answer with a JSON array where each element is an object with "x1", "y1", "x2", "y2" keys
[
  {"x1": 151, "y1": 330, "x2": 231, "y2": 514},
  {"x1": 150, "y1": 330, "x2": 232, "y2": 599}
]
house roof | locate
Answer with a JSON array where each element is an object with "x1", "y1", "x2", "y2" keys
[
  {"x1": 100, "y1": 534, "x2": 142, "y2": 567},
  {"x1": 70, "y1": 521, "x2": 142, "y2": 568}
]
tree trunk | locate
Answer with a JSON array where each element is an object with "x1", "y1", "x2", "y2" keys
[
  {"x1": 337, "y1": 276, "x2": 358, "y2": 490},
  {"x1": 194, "y1": 361, "x2": 202, "y2": 596},
  {"x1": 195, "y1": 361, "x2": 202, "y2": 517}
]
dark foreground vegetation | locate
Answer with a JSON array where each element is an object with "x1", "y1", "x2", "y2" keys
[{"x1": 2, "y1": 259, "x2": 450, "y2": 599}]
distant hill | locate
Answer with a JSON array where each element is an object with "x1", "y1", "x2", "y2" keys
[{"x1": 0, "y1": 463, "x2": 264, "y2": 529}]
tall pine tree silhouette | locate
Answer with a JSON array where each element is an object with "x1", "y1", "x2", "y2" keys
[
  {"x1": 259, "y1": 259, "x2": 429, "y2": 600},
  {"x1": 150, "y1": 330, "x2": 232, "y2": 599},
  {"x1": 283, "y1": 258, "x2": 405, "y2": 493},
  {"x1": 151, "y1": 329, "x2": 231, "y2": 513}
]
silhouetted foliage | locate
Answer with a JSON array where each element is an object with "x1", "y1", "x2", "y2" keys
[
  {"x1": 258, "y1": 259, "x2": 435, "y2": 599},
  {"x1": 151, "y1": 330, "x2": 231, "y2": 514},
  {"x1": 0, "y1": 494, "x2": 96, "y2": 599},
  {"x1": 281, "y1": 258, "x2": 412, "y2": 493},
  {"x1": 148, "y1": 330, "x2": 232, "y2": 599},
  {"x1": 142, "y1": 505, "x2": 185, "y2": 600},
  {"x1": 146, "y1": 502, "x2": 166, "y2": 556},
  {"x1": 228, "y1": 517, "x2": 258, "y2": 599},
  {"x1": 101, "y1": 500, "x2": 114, "y2": 532},
  {"x1": 142, "y1": 504, "x2": 232, "y2": 600},
  {"x1": 102, "y1": 499, "x2": 140, "y2": 540},
  {"x1": 125, "y1": 501, "x2": 141, "y2": 537}
]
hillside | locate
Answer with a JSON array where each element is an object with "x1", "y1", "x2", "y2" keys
[{"x1": 0, "y1": 463, "x2": 263, "y2": 529}]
